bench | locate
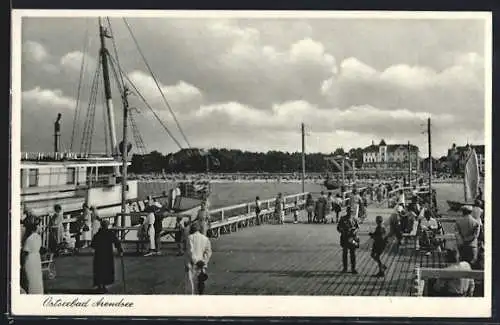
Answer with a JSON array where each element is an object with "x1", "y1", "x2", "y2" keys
[{"x1": 412, "y1": 267, "x2": 484, "y2": 296}]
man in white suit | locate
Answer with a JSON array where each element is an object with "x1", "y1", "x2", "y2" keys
[{"x1": 185, "y1": 222, "x2": 212, "y2": 295}]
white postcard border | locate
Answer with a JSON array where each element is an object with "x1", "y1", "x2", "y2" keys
[{"x1": 10, "y1": 9, "x2": 493, "y2": 318}]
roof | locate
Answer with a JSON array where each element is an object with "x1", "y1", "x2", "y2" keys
[{"x1": 362, "y1": 142, "x2": 419, "y2": 153}]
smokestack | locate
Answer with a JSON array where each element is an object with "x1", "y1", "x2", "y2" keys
[{"x1": 54, "y1": 113, "x2": 62, "y2": 152}]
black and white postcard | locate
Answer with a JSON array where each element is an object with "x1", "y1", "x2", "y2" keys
[{"x1": 10, "y1": 9, "x2": 492, "y2": 317}]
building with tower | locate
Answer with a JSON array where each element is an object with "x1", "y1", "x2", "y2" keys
[{"x1": 361, "y1": 139, "x2": 420, "y2": 171}]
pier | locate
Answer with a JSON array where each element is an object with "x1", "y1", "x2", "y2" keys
[{"x1": 40, "y1": 187, "x2": 483, "y2": 296}]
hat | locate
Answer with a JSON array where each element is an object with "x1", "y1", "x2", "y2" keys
[{"x1": 461, "y1": 205, "x2": 473, "y2": 213}]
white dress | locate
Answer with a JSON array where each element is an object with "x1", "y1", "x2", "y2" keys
[
  {"x1": 23, "y1": 233, "x2": 44, "y2": 294},
  {"x1": 147, "y1": 212, "x2": 156, "y2": 250},
  {"x1": 81, "y1": 211, "x2": 92, "y2": 241}
]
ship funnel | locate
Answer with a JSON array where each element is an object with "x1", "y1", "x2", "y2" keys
[{"x1": 54, "y1": 113, "x2": 62, "y2": 152}]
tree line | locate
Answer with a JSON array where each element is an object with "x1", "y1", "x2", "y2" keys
[{"x1": 129, "y1": 147, "x2": 365, "y2": 174}]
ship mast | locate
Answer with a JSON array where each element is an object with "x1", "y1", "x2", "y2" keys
[{"x1": 99, "y1": 17, "x2": 119, "y2": 167}]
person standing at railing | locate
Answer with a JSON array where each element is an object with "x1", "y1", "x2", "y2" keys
[
  {"x1": 48, "y1": 204, "x2": 64, "y2": 256},
  {"x1": 274, "y1": 193, "x2": 285, "y2": 224},
  {"x1": 305, "y1": 193, "x2": 314, "y2": 224},
  {"x1": 21, "y1": 215, "x2": 44, "y2": 294},
  {"x1": 255, "y1": 196, "x2": 262, "y2": 225},
  {"x1": 455, "y1": 205, "x2": 481, "y2": 267},
  {"x1": 195, "y1": 200, "x2": 211, "y2": 236}
]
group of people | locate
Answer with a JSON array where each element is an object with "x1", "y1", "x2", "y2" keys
[
  {"x1": 44, "y1": 203, "x2": 102, "y2": 256},
  {"x1": 20, "y1": 206, "x2": 121, "y2": 294}
]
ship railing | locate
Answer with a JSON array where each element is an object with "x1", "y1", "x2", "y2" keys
[{"x1": 21, "y1": 152, "x2": 114, "y2": 161}]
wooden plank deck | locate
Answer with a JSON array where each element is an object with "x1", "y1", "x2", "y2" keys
[{"x1": 43, "y1": 208, "x2": 457, "y2": 296}]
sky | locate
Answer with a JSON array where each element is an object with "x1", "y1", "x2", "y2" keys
[{"x1": 18, "y1": 13, "x2": 489, "y2": 158}]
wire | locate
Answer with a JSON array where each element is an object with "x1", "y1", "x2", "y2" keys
[
  {"x1": 107, "y1": 54, "x2": 184, "y2": 150},
  {"x1": 122, "y1": 17, "x2": 191, "y2": 148},
  {"x1": 70, "y1": 18, "x2": 90, "y2": 151}
]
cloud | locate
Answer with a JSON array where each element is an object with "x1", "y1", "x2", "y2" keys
[
  {"x1": 19, "y1": 17, "x2": 487, "y2": 157},
  {"x1": 22, "y1": 87, "x2": 76, "y2": 110},
  {"x1": 23, "y1": 41, "x2": 49, "y2": 62},
  {"x1": 127, "y1": 70, "x2": 203, "y2": 112},
  {"x1": 59, "y1": 51, "x2": 97, "y2": 74}
]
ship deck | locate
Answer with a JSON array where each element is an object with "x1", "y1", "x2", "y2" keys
[{"x1": 43, "y1": 210, "x2": 468, "y2": 296}]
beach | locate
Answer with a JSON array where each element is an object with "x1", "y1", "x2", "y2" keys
[{"x1": 138, "y1": 180, "x2": 465, "y2": 212}]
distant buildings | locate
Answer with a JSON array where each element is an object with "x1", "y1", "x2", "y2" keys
[
  {"x1": 361, "y1": 139, "x2": 420, "y2": 171},
  {"x1": 447, "y1": 143, "x2": 485, "y2": 175}
]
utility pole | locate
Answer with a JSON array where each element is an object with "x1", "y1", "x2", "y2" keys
[
  {"x1": 427, "y1": 117, "x2": 432, "y2": 211},
  {"x1": 301, "y1": 123, "x2": 306, "y2": 193},
  {"x1": 341, "y1": 157, "x2": 345, "y2": 185},
  {"x1": 120, "y1": 87, "x2": 130, "y2": 228},
  {"x1": 408, "y1": 140, "x2": 412, "y2": 186},
  {"x1": 99, "y1": 17, "x2": 119, "y2": 173}
]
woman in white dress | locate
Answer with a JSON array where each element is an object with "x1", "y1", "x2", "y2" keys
[
  {"x1": 21, "y1": 216, "x2": 44, "y2": 294},
  {"x1": 81, "y1": 204, "x2": 93, "y2": 247},
  {"x1": 90, "y1": 206, "x2": 101, "y2": 237}
]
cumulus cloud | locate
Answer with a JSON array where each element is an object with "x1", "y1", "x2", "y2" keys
[
  {"x1": 23, "y1": 41, "x2": 49, "y2": 62},
  {"x1": 127, "y1": 70, "x2": 203, "y2": 111},
  {"x1": 60, "y1": 51, "x2": 97, "y2": 73},
  {"x1": 19, "y1": 17, "x2": 488, "y2": 157},
  {"x1": 22, "y1": 87, "x2": 76, "y2": 110}
]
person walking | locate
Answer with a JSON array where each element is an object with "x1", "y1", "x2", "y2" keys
[
  {"x1": 337, "y1": 207, "x2": 359, "y2": 274},
  {"x1": 91, "y1": 219, "x2": 123, "y2": 293},
  {"x1": 21, "y1": 215, "x2": 44, "y2": 294},
  {"x1": 185, "y1": 222, "x2": 212, "y2": 295},
  {"x1": 370, "y1": 215, "x2": 388, "y2": 277}
]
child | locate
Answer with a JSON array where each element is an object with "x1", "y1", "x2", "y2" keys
[
  {"x1": 137, "y1": 216, "x2": 148, "y2": 254},
  {"x1": 175, "y1": 216, "x2": 185, "y2": 256},
  {"x1": 369, "y1": 215, "x2": 388, "y2": 277}
]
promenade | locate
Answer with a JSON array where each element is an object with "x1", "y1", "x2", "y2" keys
[{"x1": 44, "y1": 210, "x2": 451, "y2": 296}]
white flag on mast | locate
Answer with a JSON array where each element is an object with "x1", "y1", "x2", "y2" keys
[{"x1": 464, "y1": 148, "x2": 480, "y2": 202}]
